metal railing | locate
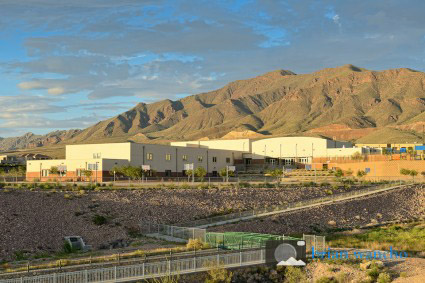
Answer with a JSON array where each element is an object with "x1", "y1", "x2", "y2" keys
[
  {"x1": 0, "y1": 249, "x2": 265, "y2": 283},
  {"x1": 178, "y1": 181, "x2": 410, "y2": 228},
  {"x1": 303, "y1": 235, "x2": 326, "y2": 253},
  {"x1": 140, "y1": 223, "x2": 207, "y2": 242}
]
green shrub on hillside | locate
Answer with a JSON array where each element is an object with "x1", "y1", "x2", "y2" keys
[{"x1": 92, "y1": 214, "x2": 107, "y2": 225}]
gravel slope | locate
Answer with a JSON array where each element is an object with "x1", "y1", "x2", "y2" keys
[{"x1": 0, "y1": 185, "x2": 355, "y2": 261}]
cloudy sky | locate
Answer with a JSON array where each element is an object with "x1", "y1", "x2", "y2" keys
[{"x1": 1, "y1": 0, "x2": 424, "y2": 137}]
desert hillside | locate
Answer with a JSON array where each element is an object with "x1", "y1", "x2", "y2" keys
[{"x1": 1, "y1": 65, "x2": 424, "y2": 152}]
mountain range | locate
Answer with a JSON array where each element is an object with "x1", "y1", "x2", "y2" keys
[{"x1": 1, "y1": 64, "x2": 424, "y2": 152}]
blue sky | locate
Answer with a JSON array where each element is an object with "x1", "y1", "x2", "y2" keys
[{"x1": 1, "y1": 0, "x2": 425, "y2": 137}]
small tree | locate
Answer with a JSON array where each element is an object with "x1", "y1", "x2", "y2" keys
[
  {"x1": 185, "y1": 169, "x2": 194, "y2": 182},
  {"x1": 400, "y1": 168, "x2": 418, "y2": 182},
  {"x1": 219, "y1": 168, "x2": 234, "y2": 181},
  {"x1": 357, "y1": 170, "x2": 367, "y2": 178},
  {"x1": 194, "y1": 167, "x2": 207, "y2": 181},
  {"x1": 351, "y1": 152, "x2": 363, "y2": 160},
  {"x1": 49, "y1": 166, "x2": 59, "y2": 175},
  {"x1": 410, "y1": 170, "x2": 418, "y2": 182},
  {"x1": 334, "y1": 169, "x2": 344, "y2": 178},
  {"x1": 400, "y1": 168, "x2": 410, "y2": 176},
  {"x1": 82, "y1": 169, "x2": 93, "y2": 182}
]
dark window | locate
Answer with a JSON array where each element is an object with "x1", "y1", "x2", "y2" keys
[
  {"x1": 226, "y1": 157, "x2": 231, "y2": 163},
  {"x1": 212, "y1": 157, "x2": 217, "y2": 163},
  {"x1": 165, "y1": 170, "x2": 172, "y2": 177}
]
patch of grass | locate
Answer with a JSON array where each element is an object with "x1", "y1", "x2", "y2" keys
[
  {"x1": 14, "y1": 251, "x2": 28, "y2": 261},
  {"x1": 327, "y1": 221, "x2": 425, "y2": 254}
]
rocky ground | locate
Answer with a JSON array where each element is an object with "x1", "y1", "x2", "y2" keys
[
  {"x1": 0, "y1": 185, "x2": 354, "y2": 261},
  {"x1": 211, "y1": 184, "x2": 425, "y2": 235}
]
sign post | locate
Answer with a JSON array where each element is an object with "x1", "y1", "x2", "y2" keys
[
  {"x1": 142, "y1": 165, "x2": 150, "y2": 183},
  {"x1": 226, "y1": 166, "x2": 236, "y2": 182}
]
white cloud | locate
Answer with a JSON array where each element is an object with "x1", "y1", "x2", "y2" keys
[
  {"x1": 18, "y1": 81, "x2": 43, "y2": 90},
  {"x1": 47, "y1": 87, "x2": 65, "y2": 95}
]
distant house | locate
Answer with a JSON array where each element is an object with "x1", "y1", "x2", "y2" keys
[
  {"x1": 0, "y1": 155, "x2": 18, "y2": 164},
  {"x1": 20, "y1": 153, "x2": 51, "y2": 160}
]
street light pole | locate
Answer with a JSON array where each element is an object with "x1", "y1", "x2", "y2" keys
[
  {"x1": 95, "y1": 162, "x2": 99, "y2": 183},
  {"x1": 226, "y1": 166, "x2": 228, "y2": 183}
]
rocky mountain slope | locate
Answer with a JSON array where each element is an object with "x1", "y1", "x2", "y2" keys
[
  {"x1": 2, "y1": 65, "x2": 424, "y2": 152},
  {"x1": 0, "y1": 130, "x2": 81, "y2": 152},
  {"x1": 67, "y1": 64, "x2": 424, "y2": 143}
]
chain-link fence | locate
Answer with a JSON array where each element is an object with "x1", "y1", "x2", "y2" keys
[
  {"x1": 205, "y1": 232, "x2": 299, "y2": 250},
  {"x1": 140, "y1": 222, "x2": 207, "y2": 242},
  {"x1": 303, "y1": 234, "x2": 326, "y2": 253}
]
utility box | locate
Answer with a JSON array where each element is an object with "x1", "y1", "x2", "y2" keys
[{"x1": 64, "y1": 236, "x2": 92, "y2": 252}]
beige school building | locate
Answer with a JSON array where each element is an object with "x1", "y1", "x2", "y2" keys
[
  {"x1": 26, "y1": 143, "x2": 242, "y2": 182},
  {"x1": 27, "y1": 136, "x2": 410, "y2": 182}
]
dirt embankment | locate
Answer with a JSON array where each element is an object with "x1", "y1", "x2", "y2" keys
[
  {"x1": 212, "y1": 185, "x2": 425, "y2": 235},
  {"x1": 0, "y1": 185, "x2": 353, "y2": 261}
]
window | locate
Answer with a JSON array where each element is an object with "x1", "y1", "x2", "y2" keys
[
  {"x1": 92, "y1": 153, "x2": 101, "y2": 159},
  {"x1": 147, "y1": 153, "x2": 153, "y2": 160},
  {"x1": 182, "y1": 155, "x2": 188, "y2": 161},
  {"x1": 226, "y1": 157, "x2": 231, "y2": 163},
  {"x1": 165, "y1": 154, "x2": 171, "y2": 161},
  {"x1": 165, "y1": 170, "x2": 172, "y2": 177},
  {"x1": 76, "y1": 169, "x2": 82, "y2": 177},
  {"x1": 212, "y1": 157, "x2": 217, "y2": 163},
  {"x1": 198, "y1": 156, "x2": 203, "y2": 162},
  {"x1": 88, "y1": 163, "x2": 98, "y2": 170},
  {"x1": 41, "y1": 169, "x2": 49, "y2": 177}
]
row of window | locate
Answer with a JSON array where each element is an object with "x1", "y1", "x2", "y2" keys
[{"x1": 146, "y1": 153, "x2": 230, "y2": 163}]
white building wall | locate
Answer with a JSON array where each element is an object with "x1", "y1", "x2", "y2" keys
[
  {"x1": 66, "y1": 143, "x2": 132, "y2": 161},
  {"x1": 129, "y1": 143, "x2": 234, "y2": 173},
  {"x1": 171, "y1": 139, "x2": 251, "y2": 155},
  {"x1": 251, "y1": 137, "x2": 329, "y2": 159}
]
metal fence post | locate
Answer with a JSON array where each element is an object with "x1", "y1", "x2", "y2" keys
[
  {"x1": 168, "y1": 259, "x2": 171, "y2": 275},
  {"x1": 114, "y1": 266, "x2": 117, "y2": 281},
  {"x1": 85, "y1": 269, "x2": 88, "y2": 283},
  {"x1": 240, "y1": 251, "x2": 242, "y2": 266}
]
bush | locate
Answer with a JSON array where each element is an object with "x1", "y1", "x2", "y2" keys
[
  {"x1": 63, "y1": 193, "x2": 73, "y2": 200},
  {"x1": 92, "y1": 214, "x2": 107, "y2": 225},
  {"x1": 377, "y1": 272, "x2": 391, "y2": 283},
  {"x1": 63, "y1": 241, "x2": 76, "y2": 254},
  {"x1": 284, "y1": 266, "x2": 306, "y2": 283},
  {"x1": 334, "y1": 169, "x2": 344, "y2": 178},
  {"x1": 205, "y1": 266, "x2": 232, "y2": 283},
  {"x1": 316, "y1": 276, "x2": 338, "y2": 283},
  {"x1": 367, "y1": 267, "x2": 380, "y2": 281},
  {"x1": 186, "y1": 239, "x2": 205, "y2": 250}
]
